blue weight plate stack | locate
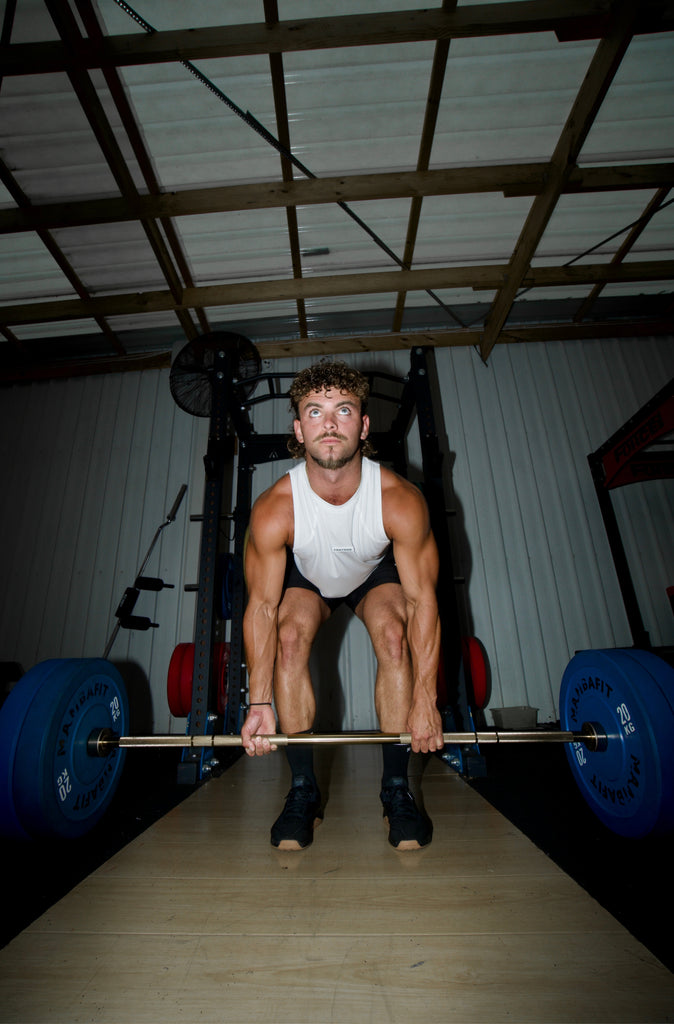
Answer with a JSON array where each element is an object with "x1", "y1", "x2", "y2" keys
[
  {"x1": 560, "y1": 648, "x2": 674, "y2": 838},
  {"x1": 0, "y1": 658, "x2": 129, "y2": 840}
]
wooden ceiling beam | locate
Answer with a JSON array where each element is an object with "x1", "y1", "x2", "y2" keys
[
  {"x1": 480, "y1": 0, "x2": 640, "y2": 361},
  {"x1": 255, "y1": 317, "x2": 674, "y2": 359},
  {"x1": 392, "y1": 0, "x2": 457, "y2": 332},
  {"x1": 2, "y1": 162, "x2": 672, "y2": 236},
  {"x1": 264, "y1": 0, "x2": 308, "y2": 338},
  {"x1": 44, "y1": 0, "x2": 198, "y2": 345},
  {"x1": 0, "y1": 151, "x2": 127, "y2": 355},
  {"x1": 73, "y1": 0, "x2": 210, "y2": 339},
  {"x1": 2, "y1": 258, "x2": 672, "y2": 328},
  {"x1": 574, "y1": 186, "x2": 672, "y2": 321},
  {"x1": 2, "y1": 317, "x2": 671, "y2": 386},
  {"x1": 3, "y1": 2, "x2": 673, "y2": 76}
]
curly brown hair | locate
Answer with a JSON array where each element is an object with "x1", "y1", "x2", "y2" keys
[{"x1": 287, "y1": 360, "x2": 376, "y2": 459}]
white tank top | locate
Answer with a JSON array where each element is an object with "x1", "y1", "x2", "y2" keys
[{"x1": 289, "y1": 457, "x2": 390, "y2": 598}]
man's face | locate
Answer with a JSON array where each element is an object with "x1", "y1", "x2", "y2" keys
[{"x1": 294, "y1": 387, "x2": 370, "y2": 470}]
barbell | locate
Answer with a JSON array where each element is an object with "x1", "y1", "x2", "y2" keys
[
  {"x1": 88, "y1": 725, "x2": 604, "y2": 753},
  {"x1": 0, "y1": 647, "x2": 673, "y2": 842}
]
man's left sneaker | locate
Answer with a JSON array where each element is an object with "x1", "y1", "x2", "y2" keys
[
  {"x1": 271, "y1": 777, "x2": 322, "y2": 850},
  {"x1": 380, "y1": 778, "x2": 432, "y2": 850}
]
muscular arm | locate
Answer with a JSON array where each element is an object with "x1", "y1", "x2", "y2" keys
[
  {"x1": 382, "y1": 470, "x2": 444, "y2": 753},
  {"x1": 240, "y1": 478, "x2": 292, "y2": 755}
]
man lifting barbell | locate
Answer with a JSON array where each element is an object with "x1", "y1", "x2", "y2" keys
[{"x1": 240, "y1": 360, "x2": 445, "y2": 851}]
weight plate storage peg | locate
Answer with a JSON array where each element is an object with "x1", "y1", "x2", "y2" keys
[
  {"x1": 560, "y1": 648, "x2": 674, "y2": 839},
  {"x1": 0, "y1": 658, "x2": 129, "y2": 840}
]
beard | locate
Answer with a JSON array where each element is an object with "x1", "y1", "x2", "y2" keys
[{"x1": 307, "y1": 438, "x2": 361, "y2": 470}]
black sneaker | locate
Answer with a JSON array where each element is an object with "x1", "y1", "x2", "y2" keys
[
  {"x1": 380, "y1": 778, "x2": 432, "y2": 850},
  {"x1": 271, "y1": 777, "x2": 322, "y2": 850}
]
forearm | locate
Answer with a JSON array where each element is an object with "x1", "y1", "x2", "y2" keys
[
  {"x1": 242, "y1": 602, "x2": 279, "y2": 756},
  {"x1": 403, "y1": 597, "x2": 443, "y2": 753},
  {"x1": 406, "y1": 597, "x2": 442, "y2": 707},
  {"x1": 243, "y1": 601, "x2": 279, "y2": 704}
]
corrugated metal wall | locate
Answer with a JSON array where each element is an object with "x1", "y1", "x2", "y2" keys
[
  {"x1": 0, "y1": 337, "x2": 672, "y2": 732},
  {"x1": 0, "y1": 371, "x2": 209, "y2": 734},
  {"x1": 439, "y1": 338, "x2": 673, "y2": 723}
]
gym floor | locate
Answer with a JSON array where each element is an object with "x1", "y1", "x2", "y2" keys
[
  {"x1": 470, "y1": 742, "x2": 674, "y2": 975},
  {"x1": 1, "y1": 740, "x2": 672, "y2": 975}
]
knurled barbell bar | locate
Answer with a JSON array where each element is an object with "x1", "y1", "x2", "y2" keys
[
  {"x1": 1, "y1": 647, "x2": 673, "y2": 842},
  {"x1": 87, "y1": 724, "x2": 605, "y2": 754}
]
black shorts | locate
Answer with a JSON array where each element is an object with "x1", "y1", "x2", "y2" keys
[{"x1": 283, "y1": 545, "x2": 401, "y2": 612}]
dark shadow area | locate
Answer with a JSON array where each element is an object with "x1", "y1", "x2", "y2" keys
[
  {"x1": 309, "y1": 604, "x2": 362, "y2": 809},
  {"x1": 310, "y1": 605, "x2": 350, "y2": 735},
  {"x1": 468, "y1": 742, "x2": 674, "y2": 973},
  {"x1": 0, "y1": 748, "x2": 227, "y2": 950},
  {"x1": 110, "y1": 659, "x2": 155, "y2": 735}
]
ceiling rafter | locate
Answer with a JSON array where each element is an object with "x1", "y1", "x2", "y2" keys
[
  {"x1": 2, "y1": 2, "x2": 673, "y2": 76},
  {"x1": 0, "y1": 1, "x2": 125, "y2": 358},
  {"x1": 1, "y1": 0, "x2": 672, "y2": 382},
  {"x1": 43, "y1": 0, "x2": 200, "y2": 344},
  {"x1": 251, "y1": 316, "x2": 674, "y2": 357},
  {"x1": 480, "y1": 0, "x2": 641, "y2": 360},
  {"x1": 392, "y1": 0, "x2": 458, "y2": 332},
  {"x1": 2, "y1": 163, "x2": 671, "y2": 236},
  {"x1": 1, "y1": 315, "x2": 670, "y2": 386},
  {"x1": 70, "y1": 0, "x2": 210, "y2": 338},
  {"x1": 3, "y1": 258, "x2": 673, "y2": 328},
  {"x1": 264, "y1": 0, "x2": 308, "y2": 338},
  {"x1": 0, "y1": 153, "x2": 127, "y2": 357},
  {"x1": 573, "y1": 186, "x2": 672, "y2": 321}
]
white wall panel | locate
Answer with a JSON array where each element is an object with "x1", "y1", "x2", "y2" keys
[
  {"x1": 0, "y1": 338, "x2": 671, "y2": 735},
  {"x1": 0, "y1": 370, "x2": 208, "y2": 734},
  {"x1": 434, "y1": 338, "x2": 673, "y2": 724}
]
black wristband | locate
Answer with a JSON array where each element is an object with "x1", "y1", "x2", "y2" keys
[{"x1": 249, "y1": 702, "x2": 272, "y2": 707}]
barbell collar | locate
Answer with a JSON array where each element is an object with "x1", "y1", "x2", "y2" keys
[{"x1": 88, "y1": 723, "x2": 603, "y2": 756}]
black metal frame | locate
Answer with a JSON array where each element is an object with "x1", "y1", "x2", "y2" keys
[
  {"x1": 587, "y1": 377, "x2": 673, "y2": 653},
  {"x1": 177, "y1": 349, "x2": 238, "y2": 782}
]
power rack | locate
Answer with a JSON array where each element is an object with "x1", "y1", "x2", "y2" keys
[{"x1": 168, "y1": 336, "x2": 480, "y2": 782}]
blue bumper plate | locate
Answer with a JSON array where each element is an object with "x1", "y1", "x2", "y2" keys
[
  {"x1": 560, "y1": 648, "x2": 674, "y2": 838},
  {"x1": 0, "y1": 658, "x2": 128, "y2": 839}
]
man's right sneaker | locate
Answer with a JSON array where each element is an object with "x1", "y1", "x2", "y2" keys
[
  {"x1": 270, "y1": 777, "x2": 322, "y2": 850},
  {"x1": 380, "y1": 778, "x2": 433, "y2": 850}
]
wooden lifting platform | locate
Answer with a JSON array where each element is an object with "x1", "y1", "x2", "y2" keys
[{"x1": 0, "y1": 745, "x2": 672, "y2": 1023}]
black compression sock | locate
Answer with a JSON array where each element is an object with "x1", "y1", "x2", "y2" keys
[
  {"x1": 381, "y1": 743, "x2": 410, "y2": 788},
  {"x1": 286, "y1": 734, "x2": 317, "y2": 791}
]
